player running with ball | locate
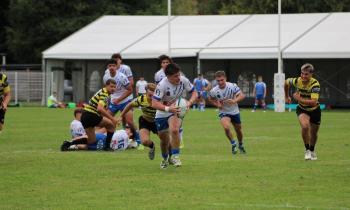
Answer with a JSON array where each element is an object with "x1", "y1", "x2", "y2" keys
[{"x1": 152, "y1": 63, "x2": 197, "y2": 169}]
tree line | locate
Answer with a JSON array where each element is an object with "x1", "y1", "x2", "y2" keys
[{"x1": 1, "y1": 0, "x2": 349, "y2": 64}]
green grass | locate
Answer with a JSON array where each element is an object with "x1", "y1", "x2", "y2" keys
[{"x1": 0, "y1": 107, "x2": 349, "y2": 210}]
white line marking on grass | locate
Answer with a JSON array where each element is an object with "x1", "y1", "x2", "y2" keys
[{"x1": 212, "y1": 202, "x2": 349, "y2": 210}]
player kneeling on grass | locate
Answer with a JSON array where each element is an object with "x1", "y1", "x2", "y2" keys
[
  {"x1": 208, "y1": 71, "x2": 246, "y2": 156},
  {"x1": 152, "y1": 63, "x2": 197, "y2": 169},
  {"x1": 119, "y1": 83, "x2": 157, "y2": 160},
  {"x1": 75, "y1": 77, "x2": 118, "y2": 150},
  {"x1": 284, "y1": 63, "x2": 321, "y2": 161},
  {"x1": 61, "y1": 126, "x2": 135, "y2": 151}
]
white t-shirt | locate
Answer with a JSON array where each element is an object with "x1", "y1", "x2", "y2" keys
[
  {"x1": 153, "y1": 76, "x2": 194, "y2": 118},
  {"x1": 70, "y1": 120, "x2": 86, "y2": 138},
  {"x1": 209, "y1": 82, "x2": 242, "y2": 115},
  {"x1": 110, "y1": 130, "x2": 129, "y2": 151},
  {"x1": 136, "y1": 80, "x2": 148, "y2": 94},
  {"x1": 103, "y1": 71, "x2": 131, "y2": 104}
]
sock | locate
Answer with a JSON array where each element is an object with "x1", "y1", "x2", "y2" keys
[
  {"x1": 171, "y1": 148, "x2": 180, "y2": 156},
  {"x1": 161, "y1": 153, "x2": 169, "y2": 160},
  {"x1": 309, "y1": 145, "x2": 315, "y2": 152},
  {"x1": 230, "y1": 139, "x2": 236, "y2": 145},
  {"x1": 200, "y1": 103, "x2": 204, "y2": 111},
  {"x1": 262, "y1": 103, "x2": 266, "y2": 110},
  {"x1": 105, "y1": 132, "x2": 113, "y2": 149},
  {"x1": 134, "y1": 130, "x2": 141, "y2": 145},
  {"x1": 149, "y1": 142, "x2": 154, "y2": 149},
  {"x1": 239, "y1": 142, "x2": 243, "y2": 147},
  {"x1": 253, "y1": 104, "x2": 257, "y2": 110},
  {"x1": 71, "y1": 138, "x2": 87, "y2": 145},
  {"x1": 305, "y1": 144, "x2": 310, "y2": 150}
]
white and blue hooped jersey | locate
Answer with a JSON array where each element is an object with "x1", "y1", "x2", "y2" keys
[
  {"x1": 154, "y1": 69, "x2": 166, "y2": 84},
  {"x1": 209, "y1": 82, "x2": 242, "y2": 115},
  {"x1": 70, "y1": 120, "x2": 86, "y2": 138},
  {"x1": 103, "y1": 71, "x2": 131, "y2": 104},
  {"x1": 110, "y1": 130, "x2": 129, "y2": 151},
  {"x1": 153, "y1": 76, "x2": 194, "y2": 118}
]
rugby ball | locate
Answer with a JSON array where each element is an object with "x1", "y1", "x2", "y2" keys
[{"x1": 175, "y1": 98, "x2": 188, "y2": 118}]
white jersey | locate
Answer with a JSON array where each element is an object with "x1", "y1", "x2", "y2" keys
[
  {"x1": 209, "y1": 82, "x2": 242, "y2": 115},
  {"x1": 110, "y1": 130, "x2": 129, "y2": 151},
  {"x1": 153, "y1": 76, "x2": 194, "y2": 118},
  {"x1": 154, "y1": 69, "x2": 185, "y2": 84},
  {"x1": 70, "y1": 120, "x2": 86, "y2": 138},
  {"x1": 103, "y1": 71, "x2": 132, "y2": 104},
  {"x1": 154, "y1": 69, "x2": 166, "y2": 84},
  {"x1": 105, "y1": 64, "x2": 133, "y2": 79},
  {"x1": 136, "y1": 80, "x2": 148, "y2": 94}
]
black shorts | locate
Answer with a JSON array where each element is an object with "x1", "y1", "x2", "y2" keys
[
  {"x1": 81, "y1": 111, "x2": 103, "y2": 128},
  {"x1": 296, "y1": 106, "x2": 321, "y2": 125},
  {"x1": 0, "y1": 108, "x2": 5, "y2": 124},
  {"x1": 139, "y1": 116, "x2": 157, "y2": 134}
]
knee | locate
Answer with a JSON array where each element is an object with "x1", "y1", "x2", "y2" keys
[
  {"x1": 301, "y1": 124, "x2": 309, "y2": 131},
  {"x1": 170, "y1": 128, "x2": 179, "y2": 136}
]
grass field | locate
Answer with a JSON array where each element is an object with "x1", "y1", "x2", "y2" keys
[{"x1": 0, "y1": 107, "x2": 349, "y2": 210}]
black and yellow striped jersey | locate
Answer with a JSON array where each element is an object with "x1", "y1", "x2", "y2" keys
[
  {"x1": 131, "y1": 94, "x2": 156, "y2": 122},
  {"x1": 0, "y1": 73, "x2": 10, "y2": 101},
  {"x1": 286, "y1": 77, "x2": 320, "y2": 111},
  {"x1": 84, "y1": 88, "x2": 110, "y2": 115}
]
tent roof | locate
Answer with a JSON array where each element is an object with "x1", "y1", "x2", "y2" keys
[{"x1": 43, "y1": 13, "x2": 350, "y2": 60}]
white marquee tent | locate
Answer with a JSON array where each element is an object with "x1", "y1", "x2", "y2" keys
[{"x1": 42, "y1": 13, "x2": 350, "y2": 106}]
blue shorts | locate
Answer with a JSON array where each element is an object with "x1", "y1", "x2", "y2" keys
[
  {"x1": 108, "y1": 99, "x2": 132, "y2": 114},
  {"x1": 197, "y1": 91, "x2": 207, "y2": 99},
  {"x1": 256, "y1": 94, "x2": 264, "y2": 100},
  {"x1": 219, "y1": 113, "x2": 241, "y2": 124},
  {"x1": 88, "y1": 133, "x2": 106, "y2": 150},
  {"x1": 155, "y1": 115, "x2": 173, "y2": 132}
]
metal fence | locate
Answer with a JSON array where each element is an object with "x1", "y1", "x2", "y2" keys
[{"x1": 5, "y1": 71, "x2": 44, "y2": 104}]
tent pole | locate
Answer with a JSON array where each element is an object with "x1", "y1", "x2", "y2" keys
[{"x1": 168, "y1": 0, "x2": 171, "y2": 56}]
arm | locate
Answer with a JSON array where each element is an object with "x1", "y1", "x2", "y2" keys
[
  {"x1": 97, "y1": 103, "x2": 117, "y2": 125},
  {"x1": 128, "y1": 77, "x2": 134, "y2": 89},
  {"x1": 1, "y1": 91, "x2": 11, "y2": 111},
  {"x1": 264, "y1": 84, "x2": 266, "y2": 98},
  {"x1": 151, "y1": 99, "x2": 179, "y2": 114},
  {"x1": 208, "y1": 96, "x2": 223, "y2": 109},
  {"x1": 253, "y1": 85, "x2": 256, "y2": 97},
  {"x1": 119, "y1": 101, "x2": 135, "y2": 120},
  {"x1": 224, "y1": 92, "x2": 245, "y2": 105},
  {"x1": 187, "y1": 90, "x2": 198, "y2": 109},
  {"x1": 293, "y1": 92, "x2": 318, "y2": 107},
  {"x1": 112, "y1": 84, "x2": 133, "y2": 104},
  {"x1": 284, "y1": 80, "x2": 291, "y2": 104}
]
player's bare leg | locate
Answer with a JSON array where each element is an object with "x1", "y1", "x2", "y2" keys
[
  {"x1": 298, "y1": 114, "x2": 312, "y2": 160},
  {"x1": 310, "y1": 123, "x2": 320, "y2": 160},
  {"x1": 98, "y1": 117, "x2": 116, "y2": 150},
  {"x1": 158, "y1": 130, "x2": 170, "y2": 168},
  {"x1": 168, "y1": 116, "x2": 182, "y2": 166},
  {"x1": 220, "y1": 117, "x2": 237, "y2": 155},
  {"x1": 140, "y1": 128, "x2": 155, "y2": 160},
  {"x1": 233, "y1": 123, "x2": 246, "y2": 154}
]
